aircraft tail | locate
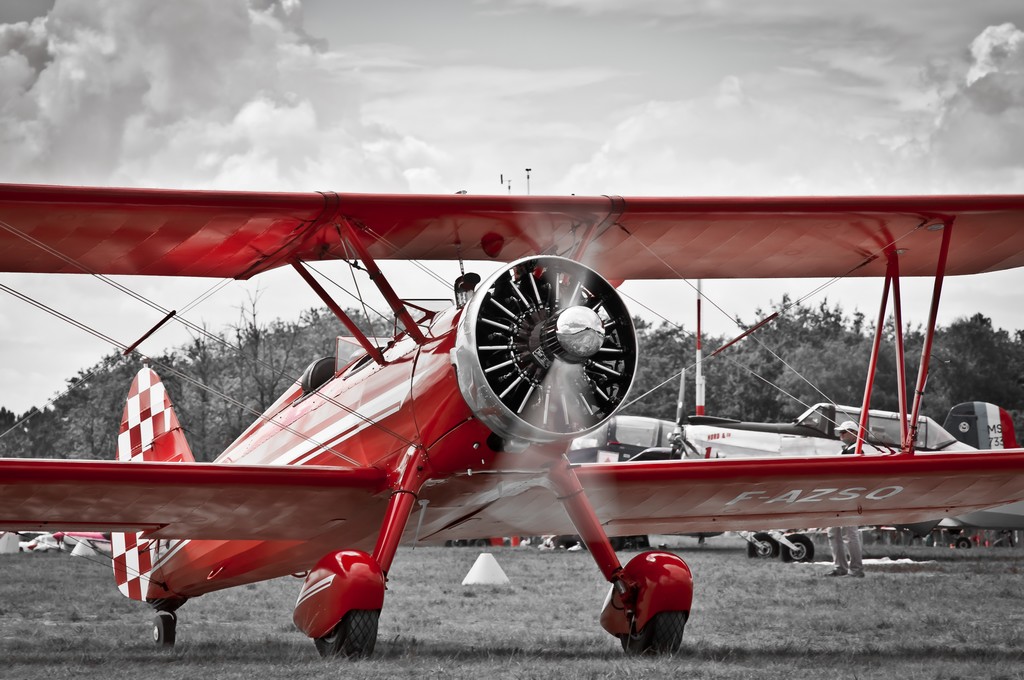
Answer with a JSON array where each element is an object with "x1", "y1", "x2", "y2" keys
[
  {"x1": 112, "y1": 367, "x2": 194, "y2": 601},
  {"x1": 943, "y1": 401, "x2": 1019, "y2": 450}
]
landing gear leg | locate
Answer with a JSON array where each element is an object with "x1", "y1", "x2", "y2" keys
[
  {"x1": 295, "y1": 446, "x2": 431, "y2": 660},
  {"x1": 147, "y1": 597, "x2": 186, "y2": 648},
  {"x1": 547, "y1": 457, "x2": 693, "y2": 655}
]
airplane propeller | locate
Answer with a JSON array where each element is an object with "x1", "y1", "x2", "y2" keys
[{"x1": 453, "y1": 256, "x2": 637, "y2": 448}]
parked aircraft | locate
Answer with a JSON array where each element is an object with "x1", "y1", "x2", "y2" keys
[
  {"x1": 14, "y1": 530, "x2": 112, "y2": 555},
  {"x1": 18, "y1": 531, "x2": 60, "y2": 552},
  {"x1": 683, "y1": 402, "x2": 978, "y2": 459},
  {"x1": 2, "y1": 186, "x2": 1024, "y2": 659},
  {"x1": 680, "y1": 401, "x2": 1023, "y2": 553},
  {"x1": 55, "y1": 531, "x2": 113, "y2": 557},
  {"x1": 568, "y1": 415, "x2": 679, "y2": 463}
]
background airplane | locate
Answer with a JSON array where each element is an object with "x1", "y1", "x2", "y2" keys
[
  {"x1": 681, "y1": 401, "x2": 1004, "y2": 459},
  {"x1": 677, "y1": 401, "x2": 1023, "y2": 551},
  {"x1": 11, "y1": 530, "x2": 112, "y2": 555},
  {"x1": 2, "y1": 185, "x2": 1024, "y2": 659}
]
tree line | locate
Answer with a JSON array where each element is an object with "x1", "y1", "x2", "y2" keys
[
  {"x1": 626, "y1": 297, "x2": 1024, "y2": 436},
  {"x1": 1, "y1": 298, "x2": 1022, "y2": 461}
]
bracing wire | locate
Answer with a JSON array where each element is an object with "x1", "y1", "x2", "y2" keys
[
  {"x1": 0, "y1": 218, "x2": 422, "y2": 450},
  {"x1": 614, "y1": 221, "x2": 925, "y2": 422},
  {"x1": 0, "y1": 280, "x2": 419, "y2": 457}
]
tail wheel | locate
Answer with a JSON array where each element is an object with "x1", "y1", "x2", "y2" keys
[
  {"x1": 152, "y1": 611, "x2": 176, "y2": 647},
  {"x1": 620, "y1": 611, "x2": 688, "y2": 655},
  {"x1": 454, "y1": 256, "x2": 637, "y2": 446},
  {"x1": 781, "y1": 533, "x2": 815, "y2": 563},
  {"x1": 314, "y1": 609, "x2": 380, "y2": 659}
]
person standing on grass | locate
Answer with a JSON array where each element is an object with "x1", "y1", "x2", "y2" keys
[{"x1": 826, "y1": 421, "x2": 865, "y2": 578}]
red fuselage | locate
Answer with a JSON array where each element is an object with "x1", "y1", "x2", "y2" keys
[{"x1": 147, "y1": 306, "x2": 507, "y2": 599}]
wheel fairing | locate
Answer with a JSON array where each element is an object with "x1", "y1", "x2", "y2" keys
[
  {"x1": 292, "y1": 550, "x2": 385, "y2": 639},
  {"x1": 600, "y1": 551, "x2": 693, "y2": 636}
]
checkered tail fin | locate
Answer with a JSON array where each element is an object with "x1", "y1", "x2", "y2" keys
[{"x1": 111, "y1": 367, "x2": 194, "y2": 601}]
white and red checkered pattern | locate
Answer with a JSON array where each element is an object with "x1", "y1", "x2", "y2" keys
[
  {"x1": 112, "y1": 532, "x2": 154, "y2": 600},
  {"x1": 111, "y1": 367, "x2": 193, "y2": 601},
  {"x1": 118, "y1": 368, "x2": 175, "y2": 462}
]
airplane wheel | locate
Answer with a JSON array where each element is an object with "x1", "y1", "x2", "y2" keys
[
  {"x1": 152, "y1": 611, "x2": 176, "y2": 647},
  {"x1": 620, "y1": 611, "x2": 687, "y2": 655},
  {"x1": 314, "y1": 610, "x2": 380, "y2": 659},
  {"x1": 781, "y1": 534, "x2": 815, "y2": 563},
  {"x1": 751, "y1": 532, "x2": 780, "y2": 558}
]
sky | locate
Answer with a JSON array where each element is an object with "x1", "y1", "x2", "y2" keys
[{"x1": 1, "y1": 0, "x2": 1024, "y2": 414}]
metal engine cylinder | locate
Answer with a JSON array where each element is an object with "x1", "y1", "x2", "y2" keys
[{"x1": 452, "y1": 256, "x2": 637, "y2": 446}]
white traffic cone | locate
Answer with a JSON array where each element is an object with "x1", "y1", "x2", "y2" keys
[{"x1": 461, "y1": 552, "x2": 510, "y2": 585}]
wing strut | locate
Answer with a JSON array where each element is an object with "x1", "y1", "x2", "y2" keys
[
  {"x1": 904, "y1": 219, "x2": 954, "y2": 454},
  {"x1": 570, "y1": 195, "x2": 625, "y2": 262},
  {"x1": 890, "y1": 255, "x2": 908, "y2": 445},
  {"x1": 855, "y1": 256, "x2": 895, "y2": 455},
  {"x1": 338, "y1": 219, "x2": 427, "y2": 345},
  {"x1": 291, "y1": 261, "x2": 386, "y2": 366}
]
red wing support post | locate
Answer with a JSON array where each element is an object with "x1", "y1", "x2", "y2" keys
[
  {"x1": 291, "y1": 261, "x2": 386, "y2": 366},
  {"x1": 855, "y1": 257, "x2": 894, "y2": 455},
  {"x1": 337, "y1": 218, "x2": 428, "y2": 346},
  {"x1": 905, "y1": 220, "x2": 954, "y2": 454},
  {"x1": 855, "y1": 219, "x2": 954, "y2": 456},
  {"x1": 890, "y1": 254, "x2": 909, "y2": 445}
]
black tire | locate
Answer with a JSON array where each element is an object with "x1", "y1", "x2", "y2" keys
[
  {"x1": 152, "y1": 611, "x2": 176, "y2": 647},
  {"x1": 620, "y1": 611, "x2": 688, "y2": 655},
  {"x1": 955, "y1": 536, "x2": 972, "y2": 549},
  {"x1": 781, "y1": 534, "x2": 815, "y2": 563},
  {"x1": 314, "y1": 610, "x2": 380, "y2": 659},
  {"x1": 751, "y1": 532, "x2": 780, "y2": 558}
]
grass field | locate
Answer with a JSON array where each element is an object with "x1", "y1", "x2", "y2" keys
[{"x1": 2, "y1": 535, "x2": 1023, "y2": 680}]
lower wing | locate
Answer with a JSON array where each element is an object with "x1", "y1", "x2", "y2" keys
[
  {"x1": 0, "y1": 459, "x2": 388, "y2": 540},
  {"x1": 415, "y1": 450, "x2": 1024, "y2": 540},
  {"x1": 3, "y1": 451, "x2": 1023, "y2": 542}
]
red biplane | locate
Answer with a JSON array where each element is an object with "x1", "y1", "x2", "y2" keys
[{"x1": 2, "y1": 184, "x2": 1024, "y2": 657}]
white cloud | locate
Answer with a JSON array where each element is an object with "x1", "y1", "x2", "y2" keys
[
  {"x1": 560, "y1": 21, "x2": 1024, "y2": 197},
  {"x1": 0, "y1": 0, "x2": 413, "y2": 191},
  {"x1": 967, "y1": 23, "x2": 1024, "y2": 86},
  {"x1": 3, "y1": 2, "x2": 1024, "y2": 413},
  {"x1": 928, "y1": 23, "x2": 1024, "y2": 183}
]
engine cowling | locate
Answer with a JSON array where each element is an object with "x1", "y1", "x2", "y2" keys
[{"x1": 452, "y1": 256, "x2": 637, "y2": 448}]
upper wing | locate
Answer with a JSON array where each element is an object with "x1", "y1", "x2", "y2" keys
[
  {"x1": 2, "y1": 183, "x2": 1024, "y2": 280},
  {"x1": 415, "y1": 451, "x2": 1024, "y2": 539},
  {"x1": 0, "y1": 459, "x2": 388, "y2": 541}
]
